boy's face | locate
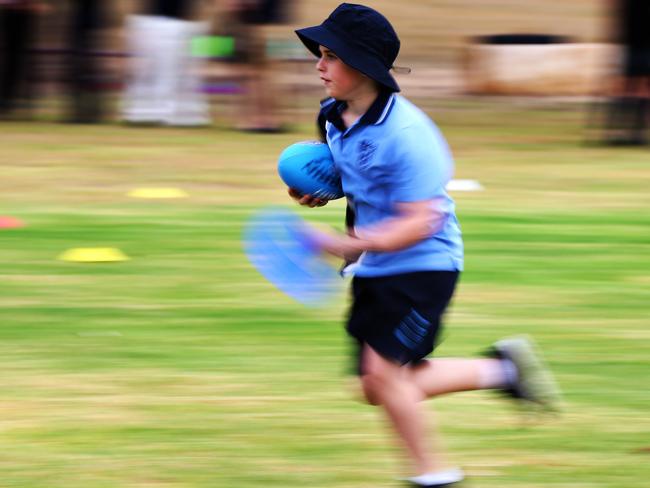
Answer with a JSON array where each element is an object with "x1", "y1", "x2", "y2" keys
[{"x1": 316, "y1": 45, "x2": 371, "y2": 100}]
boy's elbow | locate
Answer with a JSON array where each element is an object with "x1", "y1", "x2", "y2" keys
[
  {"x1": 425, "y1": 210, "x2": 445, "y2": 236},
  {"x1": 417, "y1": 208, "x2": 444, "y2": 239}
]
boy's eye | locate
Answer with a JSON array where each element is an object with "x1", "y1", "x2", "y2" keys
[{"x1": 325, "y1": 52, "x2": 337, "y2": 60}]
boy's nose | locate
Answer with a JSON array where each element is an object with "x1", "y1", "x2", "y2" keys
[{"x1": 316, "y1": 57, "x2": 325, "y2": 72}]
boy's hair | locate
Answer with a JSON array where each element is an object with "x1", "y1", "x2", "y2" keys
[{"x1": 295, "y1": 3, "x2": 401, "y2": 92}]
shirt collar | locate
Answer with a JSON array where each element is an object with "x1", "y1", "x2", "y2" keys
[{"x1": 320, "y1": 90, "x2": 395, "y2": 135}]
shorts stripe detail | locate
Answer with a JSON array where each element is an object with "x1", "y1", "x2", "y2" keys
[
  {"x1": 410, "y1": 309, "x2": 430, "y2": 327},
  {"x1": 398, "y1": 321, "x2": 423, "y2": 343},
  {"x1": 403, "y1": 315, "x2": 427, "y2": 335},
  {"x1": 394, "y1": 309, "x2": 431, "y2": 350},
  {"x1": 395, "y1": 328, "x2": 418, "y2": 350}
]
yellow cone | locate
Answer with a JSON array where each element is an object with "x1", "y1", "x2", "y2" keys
[
  {"x1": 127, "y1": 187, "x2": 188, "y2": 199},
  {"x1": 58, "y1": 247, "x2": 130, "y2": 263}
]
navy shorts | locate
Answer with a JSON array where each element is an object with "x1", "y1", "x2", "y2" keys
[{"x1": 347, "y1": 271, "x2": 459, "y2": 375}]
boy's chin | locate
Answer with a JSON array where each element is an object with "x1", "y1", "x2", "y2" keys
[{"x1": 324, "y1": 87, "x2": 341, "y2": 99}]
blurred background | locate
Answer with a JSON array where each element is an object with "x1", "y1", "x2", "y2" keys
[
  {"x1": 0, "y1": 1, "x2": 649, "y2": 487},
  {"x1": 0, "y1": 0, "x2": 621, "y2": 126}
]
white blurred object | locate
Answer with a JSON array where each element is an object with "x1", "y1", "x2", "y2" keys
[
  {"x1": 446, "y1": 179, "x2": 484, "y2": 192},
  {"x1": 122, "y1": 15, "x2": 210, "y2": 126},
  {"x1": 464, "y1": 43, "x2": 621, "y2": 96}
]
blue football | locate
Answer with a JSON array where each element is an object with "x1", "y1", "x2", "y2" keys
[{"x1": 278, "y1": 141, "x2": 344, "y2": 200}]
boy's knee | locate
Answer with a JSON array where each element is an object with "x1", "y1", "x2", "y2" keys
[
  {"x1": 358, "y1": 345, "x2": 403, "y2": 405},
  {"x1": 360, "y1": 363, "x2": 398, "y2": 405},
  {"x1": 360, "y1": 374, "x2": 384, "y2": 405}
]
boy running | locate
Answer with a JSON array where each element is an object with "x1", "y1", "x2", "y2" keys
[{"x1": 290, "y1": 4, "x2": 560, "y2": 487}]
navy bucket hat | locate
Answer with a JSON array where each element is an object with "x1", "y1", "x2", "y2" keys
[{"x1": 295, "y1": 3, "x2": 402, "y2": 92}]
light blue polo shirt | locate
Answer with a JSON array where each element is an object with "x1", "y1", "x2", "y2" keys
[{"x1": 321, "y1": 93, "x2": 463, "y2": 277}]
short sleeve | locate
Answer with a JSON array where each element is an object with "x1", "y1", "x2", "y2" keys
[{"x1": 386, "y1": 124, "x2": 453, "y2": 203}]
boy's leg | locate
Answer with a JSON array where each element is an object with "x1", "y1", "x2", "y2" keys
[
  {"x1": 408, "y1": 338, "x2": 562, "y2": 411},
  {"x1": 408, "y1": 358, "x2": 508, "y2": 399},
  {"x1": 361, "y1": 345, "x2": 450, "y2": 476}
]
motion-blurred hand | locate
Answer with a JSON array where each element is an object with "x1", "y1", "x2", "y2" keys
[
  {"x1": 288, "y1": 188, "x2": 328, "y2": 208},
  {"x1": 296, "y1": 224, "x2": 363, "y2": 263}
]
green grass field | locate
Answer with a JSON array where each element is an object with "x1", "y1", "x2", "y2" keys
[{"x1": 1, "y1": 98, "x2": 649, "y2": 487}]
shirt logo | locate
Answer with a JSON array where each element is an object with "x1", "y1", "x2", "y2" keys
[{"x1": 358, "y1": 140, "x2": 377, "y2": 170}]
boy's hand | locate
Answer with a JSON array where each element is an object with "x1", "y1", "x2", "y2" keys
[
  {"x1": 303, "y1": 226, "x2": 364, "y2": 262},
  {"x1": 288, "y1": 188, "x2": 328, "y2": 208}
]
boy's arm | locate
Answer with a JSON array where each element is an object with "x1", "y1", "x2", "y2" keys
[{"x1": 312, "y1": 199, "x2": 445, "y2": 260}]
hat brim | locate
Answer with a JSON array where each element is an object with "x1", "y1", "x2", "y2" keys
[{"x1": 295, "y1": 25, "x2": 400, "y2": 93}]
